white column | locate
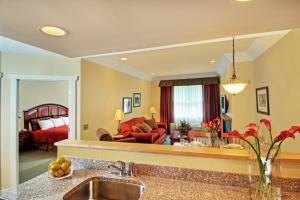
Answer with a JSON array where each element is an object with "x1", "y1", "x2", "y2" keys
[{"x1": 68, "y1": 80, "x2": 77, "y2": 140}]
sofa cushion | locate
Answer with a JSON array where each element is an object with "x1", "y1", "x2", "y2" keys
[
  {"x1": 144, "y1": 119, "x2": 158, "y2": 129},
  {"x1": 138, "y1": 122, "x2": 152, "y2": 133},
  {"x1": 132, "y1": 125, "x2": 143, "y2": 133}
]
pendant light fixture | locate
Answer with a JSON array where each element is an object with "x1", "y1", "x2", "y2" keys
[{"x1": 222, "y1": 37, "x2": 247, "y2": 95}]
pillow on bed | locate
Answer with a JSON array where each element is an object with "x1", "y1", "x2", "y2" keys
[
  {"x1": 38, "y1": 119, "x2": 55, "y2": 130},
  {"x1": 60, "y1": 117, "x2": 69, "y2": 125},
  {"x1": 50, "y1": 118, "x2": 65, "y2": 127},
  {"x1": 30, "y1": 117, "x2": 50, "y2": 131}
]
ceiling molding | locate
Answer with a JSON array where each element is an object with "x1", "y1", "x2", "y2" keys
[
  {"x1": 85, "y1": 57, "x2": 152, "y2": 81},
  {"x1": 153, "y1": 72, "x2": 219, "y2": 81},
  {"x1": 81, "y1": 30, "x2": 291, "y2": 59},
  {"x1": 216, "y1": 30, "x2": 290, "y2": 76}
]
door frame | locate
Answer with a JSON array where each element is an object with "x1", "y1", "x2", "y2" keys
[{"x1": 7, "y1": 73, "x2": 78, "y2": 185}]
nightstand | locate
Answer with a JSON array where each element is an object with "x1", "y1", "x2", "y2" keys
[{"x1": 19, "y1": 130, "x2": 30, "y2": 151}]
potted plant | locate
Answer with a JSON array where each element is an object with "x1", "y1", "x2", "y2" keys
[
  {"x1": 176, "y1": 120, "x2": 192, "y2": 136},
  {"x1": 228, "y1": 119, "x2": 300, "y2": 199},
  {"x1": 201, "y1": 117, "x2": 221, "y2": 147}
]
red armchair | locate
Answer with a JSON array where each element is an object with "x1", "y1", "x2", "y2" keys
[{"x1": 119, "y1": 117, "x2": 166, "y2": 144}]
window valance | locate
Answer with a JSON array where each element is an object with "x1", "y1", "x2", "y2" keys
[{"x1": 159, "y1": 77, "x2": 220, "y2": 87}]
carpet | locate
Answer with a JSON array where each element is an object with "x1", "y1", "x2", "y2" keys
[{"x1": 19, "y1": 150, "x2": 56, "y2": 183}]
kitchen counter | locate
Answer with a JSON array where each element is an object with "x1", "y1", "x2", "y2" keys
[{"x1": 1, "y1": 157, "x2": 300, "y2": 200}]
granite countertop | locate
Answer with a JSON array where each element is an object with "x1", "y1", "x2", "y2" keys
[{"x1": 0, "y1": 158, "x2": 299, "y2": 200}]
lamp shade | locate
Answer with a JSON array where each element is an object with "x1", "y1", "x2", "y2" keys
[
  {"x1": 149, "y1": 106, "x2": 157, "y2": 114},
  {"x1": 222, "y1": 79, "x2": 247, "y2": 95},
  {"x1": 114, "y1": 109, "x2": 125, "y2": 121}
]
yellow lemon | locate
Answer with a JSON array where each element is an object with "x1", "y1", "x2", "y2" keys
[
  {"x1": 55, "y1": 169, "x2": 64, "y2": 177},
  {"x1": 48, "y1": 169, "x2": 55, "y2": 177},
  {"x1": 61, "y1": 162, "x2": 69, "y2": 171},
  {"x1": 48, "y1": 161, "x2": 57, "y2": 168},
  {"x1": 64, "y1": 167, "x2": 71, "y2": 175},
  {"x1": 56, "y1": 157, "x2": 66, "y2": 165},
  {"x1": 50, "y1": 164, "x2": 60, "y2": 171}
]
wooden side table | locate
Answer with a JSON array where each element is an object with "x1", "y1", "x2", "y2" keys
[{"x1": 19, "y1": 130, "x2": 30, "y2": 151}]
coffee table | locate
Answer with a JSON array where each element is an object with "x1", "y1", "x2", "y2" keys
[{"x1": 170, "y1": 131, "x2": 188, "y2": 145}]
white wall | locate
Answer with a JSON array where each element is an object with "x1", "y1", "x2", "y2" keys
[
  {"x1": 0, "y1": 52, "x2": 80, "y2": 189},
  {"x1": 18, "y1": 80, "x2": 69, "y2": 130}
]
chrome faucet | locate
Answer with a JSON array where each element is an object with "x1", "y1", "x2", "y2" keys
[{"x1": 108, "y1": 161, "x2": 134, "y2": 177}]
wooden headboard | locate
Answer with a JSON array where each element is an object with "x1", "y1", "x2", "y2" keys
[{"x1": 23, "y1": 103, "x2": 68, "y2": 130}]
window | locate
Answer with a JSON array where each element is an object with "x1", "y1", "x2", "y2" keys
[{"x1": 173, "y1": 85, "x2": 203, "y2": 126}]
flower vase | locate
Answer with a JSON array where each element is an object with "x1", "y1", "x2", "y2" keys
[
  {"x1": 249, "y1": 143, "x2": 281, "y2": 200},
  {"x1": 210, "y1": 131, "x2": 218, "y2": 147}
]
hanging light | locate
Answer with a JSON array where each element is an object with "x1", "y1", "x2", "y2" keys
[{"x1": 222, "y1": 37, "x2": 247, "y2": 95}]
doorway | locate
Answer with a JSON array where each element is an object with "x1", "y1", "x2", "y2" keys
[
  {"x1": 18, "y1": 80, "x2": 69, "y2": 183},
  {"x1": 6, "y1": 74, "x2": 78, "y2": 186}
]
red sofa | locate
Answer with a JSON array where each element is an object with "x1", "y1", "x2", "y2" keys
[{"x1": 119, "y1": 117, "x2": 166, "y2": 144}]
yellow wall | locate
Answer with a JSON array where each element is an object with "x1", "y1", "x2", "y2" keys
[
  {"x1": 221, "y1": 29, "x2": 300, "y2": 152},
  {"x1": 150, "y1": 80, "x2": 161, "y2": 122},
  {"x1": 19, "y1": 80, "x2": 69, "y2": 129},
  {"x1": 253, "y1": 29, "x2": 300, "y2": 152},
  {"x1": 220, "y1": 62, "x2": 256, "y2": 131},
  {"x1": 80, "y1": 59, "x2": 152, "y2": 140}
]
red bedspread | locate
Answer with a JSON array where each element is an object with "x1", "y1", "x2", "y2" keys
[{"x1": 30, "y1": 125, "x2": 68, "y2": 144}]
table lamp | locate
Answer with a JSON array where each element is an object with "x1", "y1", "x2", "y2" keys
[
  {"x1": 149, "y1": 106, "x2": 157, "y2": 119},
  {"x1": 114, "y1": 109, "x2": 125, "y2": 133}
]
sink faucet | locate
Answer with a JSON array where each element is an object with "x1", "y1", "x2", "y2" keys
[{"x1": 109, "y1": 161, "x2": 134, "y2": 177}]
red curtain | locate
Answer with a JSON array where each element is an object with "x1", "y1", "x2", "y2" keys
[
  {"x1": 203, "y1": 84, "x2": 221, "y2": 122},
  {"x1": 160, "y1": 87, "x2": 173, "y2": 133}
]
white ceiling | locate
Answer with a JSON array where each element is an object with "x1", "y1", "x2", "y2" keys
[{"x1": 0, "y1": 0, "x2": 300, "y2": 58}]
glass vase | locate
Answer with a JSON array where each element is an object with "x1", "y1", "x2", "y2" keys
[
  {"x1": 210, "y1": 131, "x2": 218, "y2": 147},
  {"x1": 249, "y1": 143, "x2": 281, "y2": 200}
]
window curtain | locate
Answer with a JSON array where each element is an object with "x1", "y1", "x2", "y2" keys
[
  {"x1": 203, "y1": 84, "x2": 221, "y2": 122},
  {"x1": 160, "y1": 87, "x2": 173, "y2": 133},
  {"x1": 173, "y1": 85, "x2": 203, "y2": 126}
]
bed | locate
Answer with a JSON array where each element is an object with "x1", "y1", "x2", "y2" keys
[{"x1": 23, "y1": 103, "x2": 69, "y2": 150}]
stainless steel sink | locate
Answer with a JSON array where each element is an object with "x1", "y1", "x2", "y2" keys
[{"x1": 63, "y1": 177, "x2": 144, "y2": 200}]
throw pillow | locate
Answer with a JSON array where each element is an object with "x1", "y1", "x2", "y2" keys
[
  {"x1": 38, "y1": 119, "x2": 55, "y2": 130},
  {"x1": 132, "y1": 125, "x2": 143, "y2": 133},
  {"x1": 141, "y1": 122, "x2": 153, "y2": 133},
  {"x1": 50, "y1": 118, "x2": 65, "y2": 127},
  {"x1": 144, "y1": 119, "x2": 158, "y2": 129}
]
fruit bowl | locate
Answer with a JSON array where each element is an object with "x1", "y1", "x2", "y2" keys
[
  {"x1": 48, "y1": 157, "x2": 73, "y2": 180},
  {"x1": 48, "y1": 165, "x2": 73, "y2": 180}
]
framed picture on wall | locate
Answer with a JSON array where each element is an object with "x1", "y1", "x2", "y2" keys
[
  {"x1": 123, "y1": 97, "x2": 132, "y2": 114},
  {"x1": 133, "y1": 93, "x2": 141, "y2": 107},
  {"x1": 256, "y1": 86, "x2": 270, "y2": 115}
]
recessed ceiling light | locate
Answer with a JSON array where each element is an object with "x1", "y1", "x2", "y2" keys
[
  {"x1": 151, "y1": 73, "x2": 155, "y2": 76},
  {"x1": 121, "y1": 57, "x2": 128, "y2": 61},
  {"x1": 210, "y1": 60, "x2": 216, "y2": 63},
  {"x1": 40, "y1": 26, "x2": 68, "y2": 37}
]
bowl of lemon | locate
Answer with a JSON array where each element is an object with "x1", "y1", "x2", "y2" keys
[{"x1": 48, "y1": 156, "x2": 73, "y2": 180}]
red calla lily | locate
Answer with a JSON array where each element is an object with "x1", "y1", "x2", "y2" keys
[
  {"x1": 244, "y1": 128, "x2": 258, "y2": 138},
  {"x1": 228, "y1": 130, "x2": 243, "y2": 138},
  {"x1": 247, "y1": 123, "x2": 259, "y2": 131},
  {"x1": 274, "y1": 130, "x2": 295, "y2": 142},
  {"x1": 288, "y1": 126, "x2": 300, "y2": 134},
  {"x1": 260, "y1": 119, "x2": 271, "y2": 131}
]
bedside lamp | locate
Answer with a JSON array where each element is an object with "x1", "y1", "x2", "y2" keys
[
  {"x1": 114, "y1": 109, "x2": 125, "y2": 133},
  {"x1": 149, "y1": 106, "x2": 157, "y2": 120}
]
